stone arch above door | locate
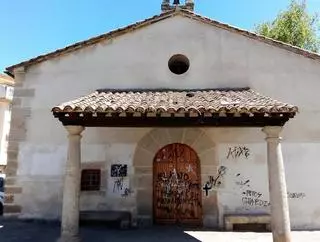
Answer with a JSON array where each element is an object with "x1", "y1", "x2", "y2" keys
[{"x1": 133, "y1": 128, "x2": 219, "y2": 227}]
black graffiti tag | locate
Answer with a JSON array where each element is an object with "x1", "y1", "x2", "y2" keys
[
  {"x1": 287, "y1": 192, "x2": 306, "y2": 199},
  {"x1": 227, "y1": 146, "x2": 250, "y2": 159},
  {"x1": 121, "y1": 188, "x2": 133, "y2": 197},
  {"x1": 203, "y1": 166, "x2": 227, "y2": 196},
  {"x1": 113, "y1": 177, "x2": 124, "y2": 193}
]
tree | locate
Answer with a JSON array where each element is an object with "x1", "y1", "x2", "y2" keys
[{"x1": 255, "y1": 0, "x2": 320, "y2": 52}]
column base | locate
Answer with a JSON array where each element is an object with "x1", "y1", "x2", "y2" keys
[
  {"x1": 273, "y1": 233, "x2": 291, "y2": 242},
  {"x1": 57, "y1": 234, "x2": 81, "y2": 242}
]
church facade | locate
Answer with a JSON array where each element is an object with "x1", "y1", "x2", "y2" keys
[{"x1": 3, "y1": 1, "x2": 320, "y2": 241}]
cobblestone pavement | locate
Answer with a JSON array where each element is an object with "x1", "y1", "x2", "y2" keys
[{"x1": 1, "y1": 220, "x2": 320, "y2": 242}]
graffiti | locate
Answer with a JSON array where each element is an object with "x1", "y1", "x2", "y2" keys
[
  {"x1": 242, "y1": 190, "x2": 262, "y2": 198},
  {"x1": 113, "y1": 177, "x2": 124, "y2": 193},
  {"x1": 155, "y1": 168, "x2": 201, "y2": 218},
  {"x1": 121, "y1": 188, "x2": 133, "y2": 197},
  {"x1": 157, "y1": 170, "x2": 191, "y2": 183},
  {"x1": 241, "y1": 188, "x2": 269, "y2": 208},
  {"x1": 186, "y1": 164, "x2": 195, "y2": 174},
  {"x1": 111, "y1": 164, "x2": 127, "y2": 177},
  {"x1": 203, "y1": 166, "x2": 227, "y2": 196},
  {"x1": 242, "y1": 197, "x2": 270, "y2": 207},
  {"x1": 288, "y1": 192, "x2": 306, "y2": 199},
  {"x1": 227, "y1": 146, "x2": 250, "y2": 159},
  {"x1": 235, "y1": 173, "x2": 250, "y2": 188}
]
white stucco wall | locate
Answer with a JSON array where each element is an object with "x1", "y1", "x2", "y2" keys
[{"x1": 12, "y1": 14, "x2": 320, "y2": 229}]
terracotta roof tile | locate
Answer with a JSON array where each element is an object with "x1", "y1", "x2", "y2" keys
[
  {"x1": 6, "y1": 8, "x2": 320, "y2": 74},
  {"x1": 51, "y1": 88, "x2": 298, "y2": 115}
]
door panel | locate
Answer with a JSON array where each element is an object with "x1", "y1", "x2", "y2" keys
[{"x1": 153, "y1": 143, "x2": 202, "y2": 225}]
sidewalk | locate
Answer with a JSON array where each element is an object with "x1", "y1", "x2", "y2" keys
[{"x1": 1, "y1": 219, "x2": 320, "y2": 242}]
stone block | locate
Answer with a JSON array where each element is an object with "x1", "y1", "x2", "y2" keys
[
  {"x1": 199, "y1": 148, "x2": 218, "y2": 166},
  {"x1": 203, "y1": 215, "x2": 219, "y2": 228},
  {"x1": 5, "y1": 166, "x2": 17, "y2": 176},
  {"x1": 5, "y1": 186, "x2": 22, "y2": 194},
  {"x1": 200, "y1": 165, "x2": 219, "y2": 175},
  {"x1": 8, "y1": 128, "x2": 27, "y2": 141},
  {"x1": 193, "y1": 132, "x2": 216, "y2": 154},
  {"x1": 4, "y1": 204, "x2": 21, "y2": 214},
  {"x1": 182, "y1": 128, "x2": 203, "y2": 146},
  {"x1": 136, "y1": 189, "x2": 152, "y2": 216},
  {"x1": 14, "y1": 88, "x2": 35, "y2": 97},
  {"x1": 138, "y1": 134, "x2": 160, "y2": 154},
  {"x1": 7, "y1": 151, "x2": 18, "y2": 161},
  {"x1": 133, "y1": 147, "x2": 154, "y2": 167},
  {"x1": 134, "y1": 167, "x2": 152, "y2": 176},
  {"x1": 202, "y1": 195, "x2": 218, "y2": 215},
  {"x1": 10, "y1": 117, "x2": 26, "y2": 130},
  {"x1": 149, "y1": 129, "x2": 171, "y2": 148},
  {"x1": 4, "y1": 194, "x2": 14, "y2": 203},
  {"x1": 137, "y1": 175, "x2": 152, "y2": 189},
  {"x1": 224, "y1": 214, "x2": 271, "y2": 231},
  {"x1": 5, "y1": 161, "x2": 18, "y2": 170},
  {"x1": 7, "y1": 141, "x2": 20, "y2": 152},
  {"x1": 11, "y1": 107, "x2": 31, "y2": 119},
  {"x1": 5, "y1": 177, "x2": 17, "y2": 186},
  {"x1": 167, "y1": 128, "x2": 184, "y2": 144}
]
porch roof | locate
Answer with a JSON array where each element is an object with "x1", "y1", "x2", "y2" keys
[{"x1": 52, "y1": 88, "x2": 298, "y2": 127}]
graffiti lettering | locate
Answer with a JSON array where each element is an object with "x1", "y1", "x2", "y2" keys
[
  {"x1": 235, "y1": 173, "x2": 251, "y2": 188},
  {"x1": 111, "y1": 164, "x2": 127, "y2": 177},
  {"x1": 288, "y1": 192, "x2": 306, "y2": 199},
  {"x1": 242, "y1": 190, "x2": 262, "y2": 198},
  {"x1": 155, "y1": 168, "x2": 201, "y2": 218},
  {"x1": 121, "y1": 188, "x2": 133, "y2": 197},
  {"x1": 227, "y1": 146, "x2": 250, "y2": 159},
  {"x1": 113, "y1": 177, "x2": 124, "y2": 193},
  {"x1": 242, "y1": 197, "x2": 270, "y2": 207},
  {"x1": 203, "y1": 166, "x2": 227, "y2": 196},
  {"x1": 241, "y1": 188, "x2": 269, "y2": 208}
]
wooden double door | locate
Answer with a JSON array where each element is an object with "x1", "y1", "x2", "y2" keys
[{"x1": 153, "y1": 143, "x2": 202, "y2": 226}]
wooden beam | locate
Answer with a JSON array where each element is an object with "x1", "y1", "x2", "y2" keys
[{"x1": 54, "y1": 112, "x2": 292, "y2": 127}]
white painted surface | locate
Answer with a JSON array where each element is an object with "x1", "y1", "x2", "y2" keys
[{"x1": 12, "y1": 14, "x2": 320, "y2": 229}]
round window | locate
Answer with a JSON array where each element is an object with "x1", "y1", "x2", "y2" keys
[{"x1": 168, "y1": 54, "x2": 190, "y2": 75}]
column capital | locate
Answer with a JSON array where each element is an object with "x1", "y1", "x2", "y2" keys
[
  {"x1": 65, "y1": 126, "x2": 85, "y2": 136},
  {"x1": 262, "y1": 126, "x2": 283, "y2": 141}
]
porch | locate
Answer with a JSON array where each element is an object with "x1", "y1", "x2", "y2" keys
[{"x1": 52, "y1": 88, "x2": 298, "y2": 242}]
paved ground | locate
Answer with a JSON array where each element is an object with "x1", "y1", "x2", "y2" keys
[{"x1": 1, "y1": 220, "x2": 320, "y2": 242}]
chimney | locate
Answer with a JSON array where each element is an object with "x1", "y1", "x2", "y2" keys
[{"x1": 161, "y1": 0, "x2": 194, "y2": 12}]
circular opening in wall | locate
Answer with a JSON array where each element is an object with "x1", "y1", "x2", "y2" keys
[{"x1": 168, "y1": 54, "x2": 190, "y2": 75}]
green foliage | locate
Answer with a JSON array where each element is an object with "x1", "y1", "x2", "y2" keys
[{"x1": 255, "y1": 0, "x2": 320, "y2": 52}]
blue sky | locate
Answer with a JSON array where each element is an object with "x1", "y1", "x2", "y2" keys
[{"x1": 1, "y1": 0, "x2": 320, "y2": 72}]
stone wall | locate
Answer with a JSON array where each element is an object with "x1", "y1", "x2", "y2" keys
[{"x1": 4, "y1": 67, "x2": 33, "y2": 215}]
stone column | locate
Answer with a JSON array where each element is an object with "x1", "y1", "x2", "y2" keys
[
  {"x1": 262, "y1": 126, "x2": 291, "y2": 242},
  {"x1": 58, "y1": 126, "x2": 85, "y2": 242}
]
